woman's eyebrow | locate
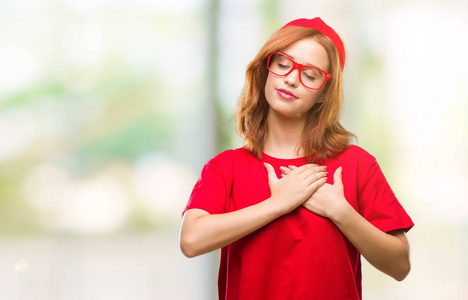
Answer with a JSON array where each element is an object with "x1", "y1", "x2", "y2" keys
[{"x1": 282, "y1": 52, "x2": 319, "y2": 68}]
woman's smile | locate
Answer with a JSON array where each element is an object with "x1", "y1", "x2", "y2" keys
[{"x1": 277, "y1": 88, "x2": 298, "y2": 100}]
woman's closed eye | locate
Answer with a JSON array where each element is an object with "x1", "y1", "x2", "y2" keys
[{"x1": 302, "y1": 71, "x2": 316, "y2": 80}]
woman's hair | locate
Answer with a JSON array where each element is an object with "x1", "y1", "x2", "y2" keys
[{"x1": 236, "y1": 26, "x2": 356, "y2": 162}]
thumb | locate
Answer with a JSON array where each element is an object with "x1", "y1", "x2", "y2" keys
[
  {"x1": 333, "y1": 167, "x2": 343, "y2": 186},
  {"x1": 264, "y1": 163, "x2": 278, "y2": 183}
]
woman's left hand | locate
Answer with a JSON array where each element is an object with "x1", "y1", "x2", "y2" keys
[
  {"x1": 281, "y1": 166, "x2": 350, "y2": 219},
  {"x1": 281, "y1": 165, "x2": 411, "y2": 281}
]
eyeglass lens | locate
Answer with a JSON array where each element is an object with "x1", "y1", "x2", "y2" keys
[{"x1": 268, "y1": 53, "x2": 326, "y2": 89}]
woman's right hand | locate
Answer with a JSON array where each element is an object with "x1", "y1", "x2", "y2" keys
[
  {"x1": 264, "y1": 163, "x2": 328, "y2": 214},
  {"x1": 180, "y1": 163, "x2": 328, "y2": 258}
]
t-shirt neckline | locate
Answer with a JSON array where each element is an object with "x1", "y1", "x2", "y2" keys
[{"x1": 262, "y1": 152, "x2": 308, "y2": 164}]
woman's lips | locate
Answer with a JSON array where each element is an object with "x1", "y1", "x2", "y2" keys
[{"x1": 277, "y1": 89, "x2": 297, "y2": 100}]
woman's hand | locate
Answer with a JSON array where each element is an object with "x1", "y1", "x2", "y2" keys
[
  {"x1": 280, "y1": 165, "x2": 411, "y2": 280},
  {"x1": 264, "y1": 162, "x2": 327, "y2": 214},
  {"x1": 280, "y1": 166, "x2": 350, "y2": 219},
  {"x1": 180, "y1": 163, "x2": 326, "y2": 258},
  {"x1": 303, "y1": 167, "x2": 351, "y2": 219}
]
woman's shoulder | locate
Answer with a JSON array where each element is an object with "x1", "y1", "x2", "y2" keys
[
  {"x1": 335, "y1": 144, "x2": 377, "y2": 163},
  {"x1": 209, "y1": 147, "x2": 256, "y2": 166}
]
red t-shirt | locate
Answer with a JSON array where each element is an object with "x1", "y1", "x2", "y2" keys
[{"x1": 184, "y1": 145, "x2": 414, "y2": 300}]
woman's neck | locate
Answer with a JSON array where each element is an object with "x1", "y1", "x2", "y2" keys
[{"x1": 263, "y1": 109, "x2": 306, "y2": 159}]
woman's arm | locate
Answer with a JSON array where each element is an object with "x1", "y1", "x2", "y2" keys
[
  {"x1": 281, "y1": 166, "x2": 411, "y2": 281},
  {"x1": 301, "y1": 167, "x2": 411, "y2": 281},
  {"x1": 332, "y1": 215, "x2": 410, "y2": 281},
  {"x1": 180, "y1": 202, "x2": 283, "y2": 258},
  {"x1": 179, "y1": 163, "x2": 327, "y2": 258}
]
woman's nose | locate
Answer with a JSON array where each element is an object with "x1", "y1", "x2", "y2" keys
[{"x1": 284, "y1": 68, "x2": 300, "y2": 87}]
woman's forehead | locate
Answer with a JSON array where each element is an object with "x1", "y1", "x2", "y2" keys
[{"x1": 282, "y1": 37, "x2": 330, "y2": 71}]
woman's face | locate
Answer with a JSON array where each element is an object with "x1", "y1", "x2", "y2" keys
[{"x1": 264, "y1": 37, "x2": 330, "y2": 120}]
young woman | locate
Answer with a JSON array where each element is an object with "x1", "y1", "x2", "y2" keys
[{"x1": 179, "y1": 17, "x2": 414, "y2": 300}]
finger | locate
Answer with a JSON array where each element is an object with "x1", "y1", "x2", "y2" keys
[
  {"x1": 307, "y1": 177, "x2": 328, "y2": 193},
  {"x1": 333, "y1": 167, "x2": 343, "y2": 186},
  {"x1": 264, "y1": 163, "x2": 278, "y2": 183},
  {"x1": 305, "y1": 171, "x2": 328, "y2": 185},
  {"x1": 279, "y1": 166, "x2": 293, "y2": 175},
  {"x1": 298, "y1": 165, "x2": 327, "y2": 178},
  {"x1": 294, "y1": 163, "x2": 321, "y2": 174}
]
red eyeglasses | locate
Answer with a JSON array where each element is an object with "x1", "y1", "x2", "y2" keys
[{"x1": 267, "y1": 52, "x2": 332, "y2": 90}]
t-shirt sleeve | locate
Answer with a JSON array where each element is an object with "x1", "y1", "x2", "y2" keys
[
  {"x1": 358, "y1": 159, "x2": 414, "y2": 233},
  {"x1": 182, "y1": 152, "x2": 233, "y2": 216}
]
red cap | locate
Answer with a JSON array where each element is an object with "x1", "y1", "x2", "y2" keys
[{"x1": 281, "y1": 18, "x2": 345, "y2": 71}]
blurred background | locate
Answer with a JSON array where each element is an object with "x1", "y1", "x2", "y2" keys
[{"x1": 0, "y1": 0, "x2": 467, "y2": 299}]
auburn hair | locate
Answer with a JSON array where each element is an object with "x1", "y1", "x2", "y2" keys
[{"x1": 236, "y1": 26, "x2": 356, "y2": 162}]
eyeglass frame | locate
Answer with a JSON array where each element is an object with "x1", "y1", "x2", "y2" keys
[{"x1": 266, "y1": 52, "x2": 332, "y2": 90}]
